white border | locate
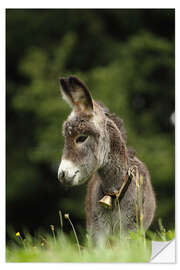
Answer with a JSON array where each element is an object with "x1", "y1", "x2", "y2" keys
[
  {"x1": 1, "y1": 1, "x2": 179, "y2": 269},
  {"x1": 0, "y1": 1, "x2": 177, "y2": 9},
  {"x1": 0, "y1": 7, "x2": 5, "y2": 265}
]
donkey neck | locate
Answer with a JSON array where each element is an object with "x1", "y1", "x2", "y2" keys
[{"x1": 98, "y1": 119, "x2": 129, "y2": 194}]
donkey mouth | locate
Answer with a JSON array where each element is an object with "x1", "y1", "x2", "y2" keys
[
  {"x1": 58, "y1": 169, "x2": 80, "y2": 186},
  {"x1": 58, "y1": 165, "x2": 93, "y2": 186},
  {"x1": 59, "y1": 176, "x2": 76, "y2": 186}
]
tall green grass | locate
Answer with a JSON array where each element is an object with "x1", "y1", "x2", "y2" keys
[
  {"x1": 6, "y1": 169, "x2": 174, "y2": 262},
  {"x1": 6, "y1": 230, "x2": 150, "y2": 262},
  {"x1": 6, "y1": 212, "x2": 174, "y2": 263}
]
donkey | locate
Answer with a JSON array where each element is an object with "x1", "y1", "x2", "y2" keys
[{"x1": 58, "y1": 75, "x2": 156, "y2": 246}]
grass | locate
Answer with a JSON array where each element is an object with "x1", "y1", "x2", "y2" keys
[
  {"x1": 7, "y1": 170, "x2": 174, "y2": 262},
  {"x1": 6, "y1": 230, "x2": 150, "y2": 262},
  {"x1": 6, "y1": 212, "x2": 175, "y2": 263}
]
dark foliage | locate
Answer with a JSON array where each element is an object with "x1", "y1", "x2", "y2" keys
[{"x1": 6, "y1": 9, "x2": 175, "y2": 237}]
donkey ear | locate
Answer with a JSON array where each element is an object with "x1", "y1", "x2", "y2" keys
[
  {"x1": 59, "y1": 76, "x2": 93, "y2": 112},
  {"x1": 59, "y1": 77, "x2": 74, "y2": 108}
]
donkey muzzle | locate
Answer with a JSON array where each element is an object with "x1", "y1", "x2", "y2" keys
[
  {"x1": 58, "y1": 169, "x2": 78, "y2": 185},
  {"x1": 58, "y1": 159, "x2": 80, "y2": 185}
]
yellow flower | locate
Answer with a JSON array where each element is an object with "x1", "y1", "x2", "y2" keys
[{"x1": 16, "y1": 232, "x2": 20, "y2": 237}]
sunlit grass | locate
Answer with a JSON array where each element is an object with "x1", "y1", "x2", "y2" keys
[
  {"x1": 6, "y1": 212, "x2": 175, "y2": 263},
  {"x1": 6, "y1": 170, "x2": 174, "y2": 262},
  {"x1": 7, "y1": 230, "x2": 151, "y2": 262}
]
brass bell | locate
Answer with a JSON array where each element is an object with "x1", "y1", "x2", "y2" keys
[{"x1": 98, "y1": 195, "x2": 112, "y2": 210}]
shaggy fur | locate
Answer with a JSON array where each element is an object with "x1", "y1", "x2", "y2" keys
[{"x1": 58, "y1": 76, "x2": 156, "y2": 246}]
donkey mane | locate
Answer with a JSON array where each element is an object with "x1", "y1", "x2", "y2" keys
[
  {"x1": 97, "y1": 101, "x2": 127, "y2": 142},
  {"x1": 97, "y1": 101, "x2": 136, "y2": 159}
]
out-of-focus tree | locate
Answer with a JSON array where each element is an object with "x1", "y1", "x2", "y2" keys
[{"x1": 6, "y1": 9, "x2": 175, "y2": 235}]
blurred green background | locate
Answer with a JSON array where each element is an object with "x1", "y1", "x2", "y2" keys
[{"x1": 6, "y1": 9, "x2": 175, "y2": 238}]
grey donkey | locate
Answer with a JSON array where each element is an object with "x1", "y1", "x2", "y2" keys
[{"x1": 58, "y1": 76, "x2": 156, "y2": 247}]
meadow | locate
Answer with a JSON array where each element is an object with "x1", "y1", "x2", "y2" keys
[{"x1": 6, "y1": 212, "x2": 174, "y2": 263}]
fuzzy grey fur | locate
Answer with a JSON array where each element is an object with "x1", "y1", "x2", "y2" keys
[{"x1": 58, "y1": 76, "x2": 156, "y2": 246}]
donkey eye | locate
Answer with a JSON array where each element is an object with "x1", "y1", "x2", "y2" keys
[{"x1": 76, "y1": 135, "x2": 88, "y2": 143}]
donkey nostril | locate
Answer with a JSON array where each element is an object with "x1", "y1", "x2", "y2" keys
[
  {"x1": 61, "y1": 170, "x2": 65, "y2": 178},
  {"x1": 59, "y1": 170, "x2": 65, "y2": 180}
]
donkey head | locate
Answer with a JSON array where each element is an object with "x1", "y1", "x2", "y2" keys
[{"x1": 58, "y1": 76, "x2": 110, "y2": 186}]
